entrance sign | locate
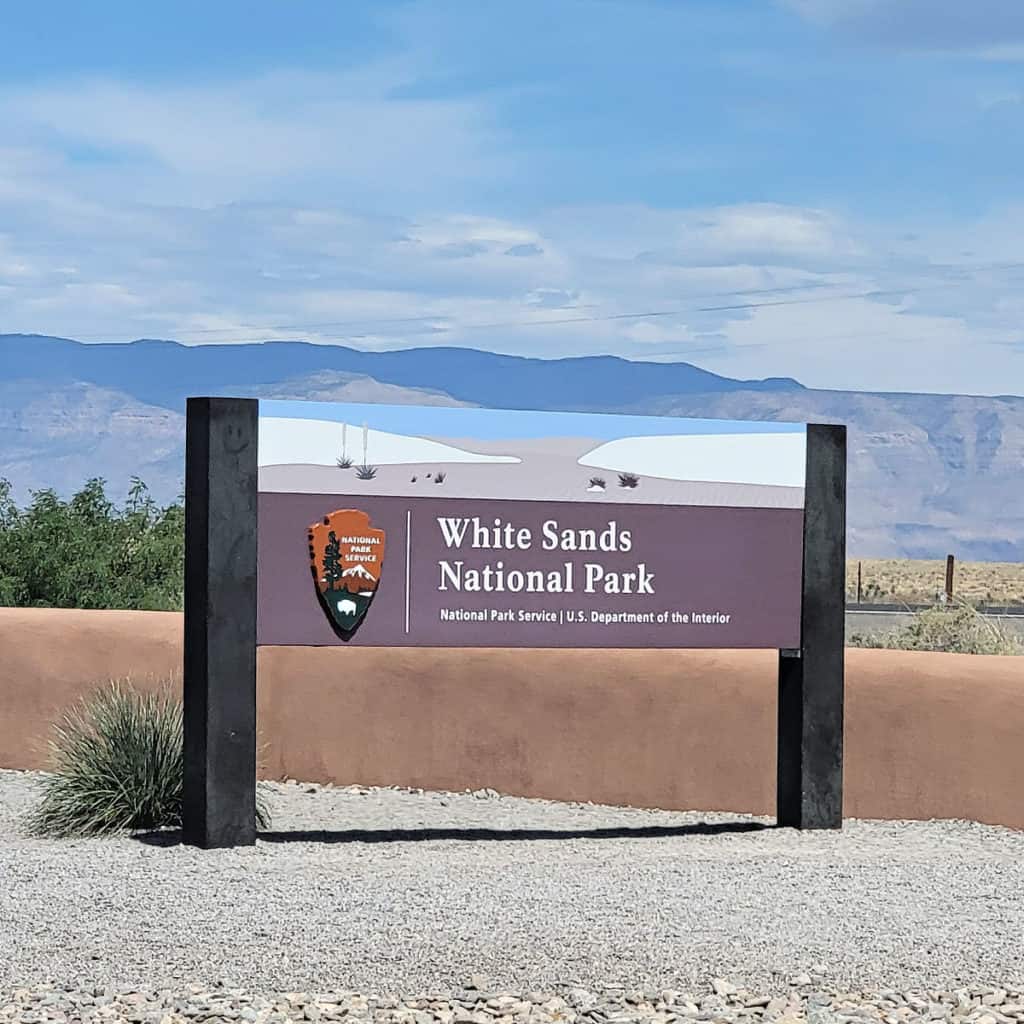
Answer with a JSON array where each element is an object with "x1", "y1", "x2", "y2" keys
[
  {"x1": 257, "y1": 401, "x2": 807, "y2": 649},
  {"x1": 183, "y1": 397, "x2": 846, "y2": 848}
]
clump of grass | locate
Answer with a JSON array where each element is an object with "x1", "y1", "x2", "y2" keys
[
  {"x1": 355, "y1": 464, "x2": 378, "y2": 480},
  {"x1": 336, "y1": 455, "x2": 354, "y2": 469},
  {"x1": 849, "y1": 601, "x2": 1023, "y2": 656},
  {"x1": 410, "y1": 475, "x2": 417, "y2": 483},
  {"x1": 588, "y1": 477, "x2": 606, "y2": 489},
  {"x1": 618, "y1": 472, "x2": 640, "y2": 489},
  {"x1": 434, "y1": 471, "x2": 446, "y2": 484},
  {"x1": 25, "y1": 680, "x2": 271, "y2": 837}
]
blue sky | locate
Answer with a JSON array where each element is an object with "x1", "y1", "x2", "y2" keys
[
  {"x1": 260, "y1": 400, "x2": 806, "y2": 439},
  {"x1": 1, "y1": 0, "x2": 1023, "y2": 395}
]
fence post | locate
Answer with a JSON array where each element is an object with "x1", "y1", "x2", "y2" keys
[
  {"x1": 945, "y1": 554, "x2": 955, "y2": 605},
  {"x1": 856, "y1": 561, "x2": 862, "y2": 605}
]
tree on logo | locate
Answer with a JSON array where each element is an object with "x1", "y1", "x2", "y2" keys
[{"x1": 323, "y1": 531, "x2": 344, "y2": 592}]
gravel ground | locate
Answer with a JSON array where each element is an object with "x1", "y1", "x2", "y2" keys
[
  {"x1": 6, "y1": 983, "x2": 1024, "y2": 1024},
  {"x1": 3, "y1": 768, "x2": 1024, "y2": 1009}
]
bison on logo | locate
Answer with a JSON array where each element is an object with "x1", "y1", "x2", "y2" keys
[{"x1": 308, "y1": 509, "x2": 386, "y2": 637}]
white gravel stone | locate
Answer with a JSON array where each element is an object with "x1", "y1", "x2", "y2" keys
[{"x1": 3, "y1": 768, "x2": 1024, "y2": 1001}]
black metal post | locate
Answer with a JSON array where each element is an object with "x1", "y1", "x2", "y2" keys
[
  {"x1": 777, "y1": 422, "x2": 846, "y2": 829},
  {"x1": 183, "y1": 397, "x2": 259, "y2": 848}
]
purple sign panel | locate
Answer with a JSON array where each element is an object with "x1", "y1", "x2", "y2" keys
[
  {"x1": 258, "y1": 493, "x2": 803, "y2": 649},
  {"x1": 256, "y1": 400, "x2": 808, "y2": 650}
]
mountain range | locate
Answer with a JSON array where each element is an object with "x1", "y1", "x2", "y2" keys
[{"x1": 2, "y1": 333, "x2": 1022, "y2": 561}]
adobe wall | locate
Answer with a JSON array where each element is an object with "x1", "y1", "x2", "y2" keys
[{"x1": 2, "y1": 608, "x2": 1022, "y2": 828}]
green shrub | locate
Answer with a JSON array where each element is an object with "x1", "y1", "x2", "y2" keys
[
  {"x1": 26, "y1": 680, "x2": 271, "y2": 837},
  {"x1": 0, "y1": 477, "x2": 184, "y2": 611},
  {"x1": 849, "y1": 602, "x2": 1023, "y2": 656}
]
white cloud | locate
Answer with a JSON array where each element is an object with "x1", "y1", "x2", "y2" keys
[
  {"x1": 632, "y1": 204, "x2": 863, "y2": 271},
  {"x1": 0, "y1": 70, "x2": 502, "y2": 208},
  {"x1": 978, "y1": 90, "x2": 1024, "y2": 110},
  {"x1": 705, "y1": 295, "x2": 1012, "y2": 395},
  {"x1": 0, "y1": 63, "x2": 1021, "y2": 396},
  {"x1": 3, "y1": 174, "x2": 1023, "y2": 394},
  {"x1": 783, "y1": 0, "x2": 1024, "y2": 54},
  {"x1": 976, "y1": 45, "x2": 1024, "y2": 61}
]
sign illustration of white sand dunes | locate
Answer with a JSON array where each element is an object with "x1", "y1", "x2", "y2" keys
[
  {"x1": 578, "y1": 432, "x2": 806, "y2": 488},
  {"x1": 259, "y1": 416, "x2": 521, "y2": 468},
  {"x1": 256, "y1": 401, "x2": 807, "y2": 507}
]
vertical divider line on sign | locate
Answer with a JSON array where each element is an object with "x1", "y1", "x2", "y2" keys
[{"x1": 405, "y1": 509, "x2": 412, "y2": 634}]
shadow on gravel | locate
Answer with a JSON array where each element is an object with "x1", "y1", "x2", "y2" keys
[{"x1": 133, "y1": 822, "x2": 770, "y2": 847}]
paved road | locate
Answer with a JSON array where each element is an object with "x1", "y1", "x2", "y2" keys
[{"x1": 846, "y1": 608, "x2": 1024, "y2": 640}]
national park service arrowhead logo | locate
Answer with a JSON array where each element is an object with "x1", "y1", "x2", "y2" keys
[{"x1": 308, "y1": 509, "x2": 385, "y2": 637}]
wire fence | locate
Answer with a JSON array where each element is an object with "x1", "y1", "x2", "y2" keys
[{"x1": 845, "y1": 555, "x2": 1024, "y2": 612}]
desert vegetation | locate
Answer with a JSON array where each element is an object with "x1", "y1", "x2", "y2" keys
[
  {"x1": 0, "y1": 477, "x2": 183, "y2": 611},
  {"x1": 336, "y1": 422, "x2": 357, "y2": 469},
  {"x1": 355, "y1": 464, "x2": 378, "y2": 480},
  {"x1": 847, "y1": 558, "x2": 1024, "y2": 607},
  {"x1": 618, "y1": 472, "x2": 640, "y2": 489},
  {"x1": 849, "y1": 602, "x2": 1023, "y2": 656},
  {"x1": 25, "y1": 679, "x2": 272, "y2": 837}
]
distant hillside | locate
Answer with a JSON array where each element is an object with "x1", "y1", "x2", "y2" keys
[
  {"x1": 1, "y1": 333, "x2": 1021, "y2": 560},
  {"x1": 0, "y1": 334, "x2": 802, "y2": 412},
  {"x1": 0, "y1": 378, "x2": 186, "y2": 503},
  {"x1": 618, "y1": 390, "x2": 1024, "y2": 562}
]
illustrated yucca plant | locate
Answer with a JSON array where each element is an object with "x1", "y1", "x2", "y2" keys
[
  {"x1": 25, "y1": 680, "x2": 271, "y2": 837},
  {"x1": 588, "y1": 476, "x2": 606, "y2": 488},
  {"x1": 434, "y1": 471, "x2": 446, "y2": 484},
  {"x1": 618, "y1": 472, "x2": 640, "y2": 488},
  {"x1": 356, "y1": 464, "x2": 378, "y2": 480},
  {"x1": 337, "y1": 423, "x2": 351, "y2": 468}
]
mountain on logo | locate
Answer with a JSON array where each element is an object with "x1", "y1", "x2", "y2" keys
[
  {"x1": 342, "y1": 564, "x2": 376, "y2": 581},
  {"x1": 308, "y1": 509, "x2": 386, "y2": 638}
]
